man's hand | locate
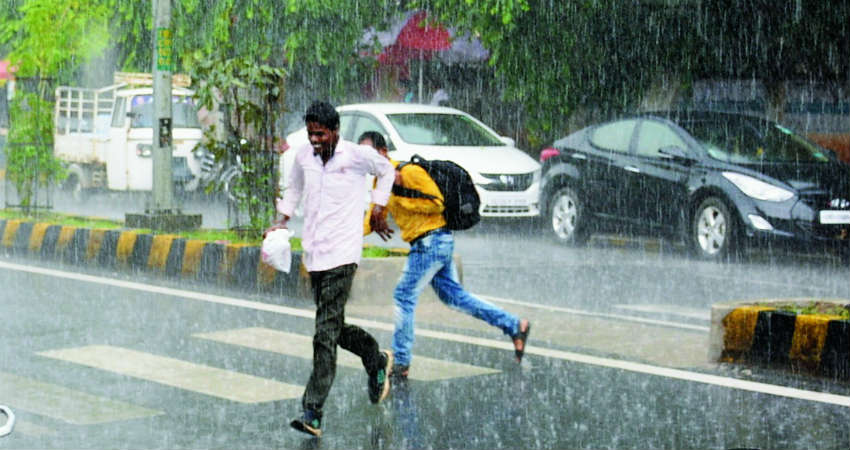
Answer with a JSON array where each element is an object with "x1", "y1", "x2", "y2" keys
[
  {"x1": 370, "y1": 205, "x2": 394, "y2": 241},
  {"x1": 263, "y1": 216, "x2": 289, "y2": 239}
]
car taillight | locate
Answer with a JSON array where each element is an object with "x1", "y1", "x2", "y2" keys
[{"x1": 539, "y1": 147, "x2": 560, "y2": 162}]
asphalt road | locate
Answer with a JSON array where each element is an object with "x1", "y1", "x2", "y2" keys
[
  {"x1": 2, "y1": 189, "x2": 849, "y2": 448},
  {"x1": 1, "y1": 252, "x2": 849, "y2": 449}
]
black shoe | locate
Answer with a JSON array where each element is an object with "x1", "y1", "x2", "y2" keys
[
  {"x1": 391, "y1": 363, "x2": 410, "y2": 379},
  {"x1": 290, "y1": 410, "x2": 322, "y2": 437},
  {"x1": 368, "y1": 350, "x2": 393, "y2": 404},
  {"x1": 513, "y1": 320, "x2": 531, "y2": 363}
]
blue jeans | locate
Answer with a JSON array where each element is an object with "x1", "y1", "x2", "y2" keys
[{"x1": 392, "y1": 229, "x2": 520, "y2": 367}]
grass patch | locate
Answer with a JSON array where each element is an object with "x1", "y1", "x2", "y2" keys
[
  {"x1": 758, "y1": 300, "x2": 850, "y2": 319},
  {"x1": 362, "y1": 245, "x2": 409, "y2": 258},
  {"x1": 0, "y1": 210, "x2": 124, "y2": 230}
]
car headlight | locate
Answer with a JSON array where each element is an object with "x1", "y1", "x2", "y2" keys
[{"x1": 722, "y1": 172, "x2": 794, "y2": 202}]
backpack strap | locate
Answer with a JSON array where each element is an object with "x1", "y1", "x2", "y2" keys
[{"x1": 392, "y1": 157, "x2": 438, "y2": 200}]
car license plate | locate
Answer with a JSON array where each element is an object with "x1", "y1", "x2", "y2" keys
[{"x1": 819, "y1": 210, "x2": 850, "y2": 224}]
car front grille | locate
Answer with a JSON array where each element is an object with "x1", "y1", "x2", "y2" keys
[
  {"x1": 478, "y1": 172, "x2": 535, "y2": 192},
  {"x1": 481, "y1": 205, "x2": 533, "y2": 215}
]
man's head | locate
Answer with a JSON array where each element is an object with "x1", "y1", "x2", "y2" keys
[
  {"x1": 304, "y1": 101, "x2": 339, "y2": 157},
  {"x1": 358, "y1": 130, "x2": 388, "y2": 159}
]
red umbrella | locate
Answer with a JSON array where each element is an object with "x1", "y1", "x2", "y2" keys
[
  {"x1": 395, "y1": 11, "x2": 451, "y2": 51},
  {"x1": 378, "y1": 11, "x2": 452, "y2": 101}
]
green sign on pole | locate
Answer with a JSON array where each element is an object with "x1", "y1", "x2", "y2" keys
[{"x1": 156, "y1": 27, "x2": 172, "y2": 71}]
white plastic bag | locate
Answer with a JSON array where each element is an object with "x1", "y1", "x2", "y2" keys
[{"x1": 261, "y1": 228, "x2": 294, "y2": 273}]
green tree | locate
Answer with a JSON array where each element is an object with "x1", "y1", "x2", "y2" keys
[
  {"x1": 425, "y1": 0, "x2": 694, "y2": 146},
  {"x1": 0, "y1": 0, "x2": 110, "y2": 212},
  {"x1": 190, "y1": 51, "x2": 286, "y2": 235},
  {"x1": 692, "y1": 0, "x2": 850, "y2": 120}
]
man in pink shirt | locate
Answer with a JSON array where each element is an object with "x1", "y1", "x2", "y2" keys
[{"x1": 266, "y1": 101, "x2": 396, "y2": 438}]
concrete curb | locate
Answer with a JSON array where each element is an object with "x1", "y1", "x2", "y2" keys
[
  {"x1": 1, "y1": 218, "x2": 305, "y2": 297},
  {"x1": 710, "y1": 299, "x2": 850, "y2": 380},
  {"x1": 0, "y1": 218, "x2": 455, "y2": 304}
]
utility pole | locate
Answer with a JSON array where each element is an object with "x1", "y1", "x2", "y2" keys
[
  {"x1": 152, "y1": 0, "x2": 173, "y2": 213},
  {"x1": 125, "y1": 0, "x2": 201, "y2": 231}
]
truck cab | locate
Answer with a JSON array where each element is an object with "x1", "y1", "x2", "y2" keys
[{"x1": 53, "y1": 72, "x2": 204, "y2": 196}]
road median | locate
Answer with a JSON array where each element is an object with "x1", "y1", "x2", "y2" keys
[
  {"x1": 0, "y1": 217, "x2": 451, "y2": 305},
  {"x1": 710, "y1": 299, "x2": 850, "y2": 381}
]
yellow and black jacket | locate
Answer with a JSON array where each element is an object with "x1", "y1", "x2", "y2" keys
[{"x1": 364, "y1": 160, "x2": 447, "y2": 242}]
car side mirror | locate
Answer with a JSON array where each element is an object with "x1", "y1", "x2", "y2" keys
[
  {"x1": 500, "y1": 136, "x2": 516, "y2": 147},
  {"x1": 658, "y1": 145, "x2": 694, "y2": 162}
]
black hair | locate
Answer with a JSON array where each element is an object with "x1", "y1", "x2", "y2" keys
[
  {"x1": 304, "y1": 100, "x2": 339, "y2": 130},
  {"x1": 357, "y1": 130, "x2": 386, "y2": 149}
]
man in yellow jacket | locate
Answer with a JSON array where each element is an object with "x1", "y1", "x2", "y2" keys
[{"x1": 359, "y1": 131, "x2": 531, "y2": 378}]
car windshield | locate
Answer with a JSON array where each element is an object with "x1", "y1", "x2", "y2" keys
[
  {"x1": 385, "y1": 113, "x2": 505, "y2": 146},
  {"x1": 682, "y1": 118, "x2": 831, "y2": 164},
  {"x1": 129, "y1": 95, "x2": 201, "y2": 129}
]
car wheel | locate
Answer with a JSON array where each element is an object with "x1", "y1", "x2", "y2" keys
[
  {"x1": 691, "y1": 196, "x2": 737, "y2": 260},
  {"x1": 548, "y1": 186, "x2": 587, "y2": 245}
]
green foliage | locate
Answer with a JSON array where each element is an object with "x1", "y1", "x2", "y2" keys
[
  {"x1": 0, "y1": 0, "x2": 111, "y2": 212},
  {"x1": 189, "y1": 39, "x2": 287, "y2": 236},
  {"x1": 4, "y1": 91, "x2": 64, "y2": 211},
  {"x1": 102, "y1": 0, "x2": 151, "y2": 72},
  {"x1": 0, "y1": 0, "x2": 110, "y2": 80},
  {"x1": 426, "y1": 0, "x2": 697, "y2": 141}
]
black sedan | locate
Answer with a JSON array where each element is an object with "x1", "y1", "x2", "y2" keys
[{"x1": 538, "y1": 111, "x2": 850, "y2": 261}]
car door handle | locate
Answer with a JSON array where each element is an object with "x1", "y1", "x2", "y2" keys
[
  {"x1": 623, "y1": 165, "x2": 640, "y2": 173},
  {"x1": 571, "y1": 152, "x2": 587, "y2": 160}
]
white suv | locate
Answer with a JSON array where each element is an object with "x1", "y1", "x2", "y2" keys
[{"x1": 282, "y1": 103, "x2": 541, "y2": 217}]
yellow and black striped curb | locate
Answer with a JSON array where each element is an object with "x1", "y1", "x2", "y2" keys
[
  {"x1": 0, "y1": 218, "x2": 307, "y2": 296},
  {"x1": 710, "y1": 300, "x2": 850, "y2": 380}
]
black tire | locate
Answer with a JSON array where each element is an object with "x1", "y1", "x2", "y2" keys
[
  {"x1": 547, "y1": 186, "x2": 588, "y2": 245},
  {"x1": 690, "y1": 196, "x2": 737, "y2": 261}
]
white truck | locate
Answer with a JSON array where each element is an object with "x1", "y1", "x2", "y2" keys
[{"x1": 53, "y1": 72, "x2": 205, "y2": 199}]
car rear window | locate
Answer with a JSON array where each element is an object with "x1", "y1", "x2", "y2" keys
[{"x1": 589, "y1": 120, "x2": 637, "y2": 153}]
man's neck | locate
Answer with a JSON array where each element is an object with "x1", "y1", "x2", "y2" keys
[{"x1": 318, "y1": 140, "x2": 338, "y2": 165}]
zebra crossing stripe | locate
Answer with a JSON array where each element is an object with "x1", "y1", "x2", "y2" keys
[
  {"x1": 0, "y1": 371, "x2": 162, "y2": 425},
  {"x1": 8, "y1": 419, "x2": 54, "y2": 437},
  {"x1": 194, "y1": 327, "x2": 501, "y2": 382},
  {"x1": 37, "y1": 345, "x2": 302, "y2": 403}
]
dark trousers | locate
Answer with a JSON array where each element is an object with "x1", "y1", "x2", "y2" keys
[{"x1": 302, "y1": 263, "x2": 382, "y2": 415}]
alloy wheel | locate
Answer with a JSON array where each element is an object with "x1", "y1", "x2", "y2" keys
[
  {"x1": 550, "y1": 188, "x2": 580, "y2": 243},
  {"x1": 696, "y1": 204, "x2": 727, "y2": 255}
]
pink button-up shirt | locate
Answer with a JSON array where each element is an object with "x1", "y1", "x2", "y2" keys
[{"x1": 277, "y1": 139, "x2": 394, "y2": 272}]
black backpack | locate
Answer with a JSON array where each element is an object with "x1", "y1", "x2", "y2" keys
[{"x1": 392, "y1": 154, "x2": 481, "y2": 230}]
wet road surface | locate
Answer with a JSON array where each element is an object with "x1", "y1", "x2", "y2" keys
[{"x1": 1, "y1": 256, "x2": 848, "y2": 449}]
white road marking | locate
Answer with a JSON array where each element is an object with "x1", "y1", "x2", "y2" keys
[
  {"x1": 0, "y1": 371, "x2": 162, "y2": 425},
  {"x1": 613, "y1": 303, "x2": 712, "y2": 321},
  {"x1": 7, "y1": 419, "x2": 54, "y2": 437},
  {"x1": 3, "y1": 260, "x2": 848, "y2": 408},
  {"x1": 37, "y1": 345, "x2": 302, "y2": 403},
  {"x1": 479, "y1": 294, "x2": 711, "y2": 332},
  {"x1": 195, "y1": 327, "x2": 501, "y2": 381}
]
